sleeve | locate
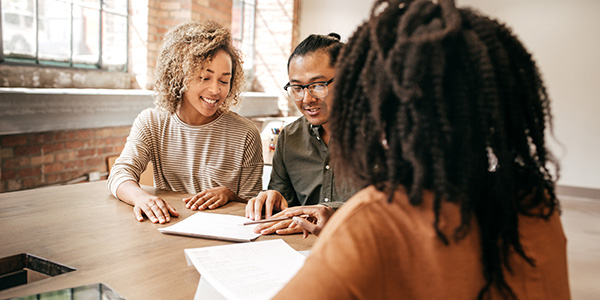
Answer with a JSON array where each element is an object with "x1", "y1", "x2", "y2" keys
[
  {"x1": 273, "y1": 199, "x2": 386, "y2": 299},
  {"x1": 236, "y1": 125, "x2": 264, "y2": 199},
  {"x1": 106, "y1": 110, "x2": 153, "y2": 199},
  {"x1": 267, "y1": 129, "x2": 300, "y2": 207}
]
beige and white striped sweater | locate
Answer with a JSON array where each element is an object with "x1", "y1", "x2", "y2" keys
[{"x1": 108, "y1": 108, "x2": 263, "y2": 199}]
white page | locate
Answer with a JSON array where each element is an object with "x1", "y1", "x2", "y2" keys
[
  {"x1": 158, "y1": 212, "x2": 261, "y2": 242},
  {"x1": 185, "y1": 239, "x2": 306, "y2": 300}
]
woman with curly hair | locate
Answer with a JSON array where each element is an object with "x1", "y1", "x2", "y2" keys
[
  {"x1": 108, "y1": 20, "x2": 263, "y2": 224},
  {"x1": 277, "y1": 0, "x2": 569, "y2": 299}
]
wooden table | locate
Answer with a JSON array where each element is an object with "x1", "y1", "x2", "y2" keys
[{"x1": 0, "y1": 181, "x2": 316, "y2": 299}]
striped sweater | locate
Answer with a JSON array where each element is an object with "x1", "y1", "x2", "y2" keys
[{"x1": 108, "y1": 108, "x2": 263, "y2": 199}]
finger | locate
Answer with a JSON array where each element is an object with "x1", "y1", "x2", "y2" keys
[
  {"x1": 186, "y1": 194, "x2": 199, "y2": 209},
  {"x1": 245, "y1": 198, "x2": 255, "y2": 218},
  {"x1": 150, "y1": 204, "x2": 166, "y2": 224},
  {"x1": 182, "y1": 196, "x2": 191, "y2": 203},
  {"x1": 253, "y1": 193, "x2": 267, "y2": 220},
  {"x1": 292, "y1": 216, "x2": 318, "y2": 235},
  {"x1": 133, "y1": 206, "x2": 144, "y2": 222},
  {"x1": 165, "y1": 201, "x2": 179, "y2": 218},
  {"x1": 258, "y1": 220, "x2": 293, "y2": 235},
  {"x1": 208, "y1": 198, "x2": 227, "y2": 210},
  {"x1": 190, "y1": 196, "x2": 210, "y2": 210},
  {"x1": 265, "y1": 196, "x2": 275, "y2": 219},
  {"x1": 275, "y1": 224, "x2": 303, "y2": 235},
  {"x1": 156, "y1": 202, "x2": 170, "y2": 223},
  {"x1": 199, "y1": 197, "x2": 219, "y2": 210},
  {"x1": 142, "y1": 205, "x2": 158, "y2": 223}
]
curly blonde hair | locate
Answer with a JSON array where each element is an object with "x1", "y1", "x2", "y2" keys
[{"x1": 153, "y1": 20, "x2": 245, "y2": 114}]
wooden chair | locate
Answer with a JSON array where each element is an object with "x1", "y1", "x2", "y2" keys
[{"x1": 107, "y1": 156, "x2": 154, "y2": 186}]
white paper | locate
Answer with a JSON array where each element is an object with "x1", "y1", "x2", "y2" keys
[
  {"x1": 185, "y1": 239, "x2": 306, "y2": 300},
  {"x1": 158, "y1": 212, "x2": 261, "y2": 242}
]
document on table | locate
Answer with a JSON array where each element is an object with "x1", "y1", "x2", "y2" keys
[
  {"x1": 158, "y1": 212, "x2": 261, "y2": 242},
  {"x1": 185, "y1": 239, "x2": 306, "y2": 300}
]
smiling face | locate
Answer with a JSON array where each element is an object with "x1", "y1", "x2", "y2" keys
[
  {"x1": 177, "y1": 49, "x2": 232, "y2": 125},
  {"x1": 288, "y1": 50, "x2": 336, "y2": 128}
]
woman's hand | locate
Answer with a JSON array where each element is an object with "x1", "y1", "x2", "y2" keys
[
  {"x1": 285, "y1": 205, "x2": 334, "y2": 238},
  {"x1": 133, "y1": 196, "x2": 179, "y2": 224},
  {"x1": 183, "y1": 186, "x2": 235, "y2": 211}
]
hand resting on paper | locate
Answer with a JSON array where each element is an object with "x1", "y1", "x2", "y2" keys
[
  {"x1": 253, "y1": 205, "x2": 333, "y2": 237},
  {"x1": 182, "y1": 186, "x2": 243, "y2": 211}
]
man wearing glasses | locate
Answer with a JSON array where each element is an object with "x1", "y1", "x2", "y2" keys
[{"x1": 245, "y1": 33, "x2": 356, "y2": 236}]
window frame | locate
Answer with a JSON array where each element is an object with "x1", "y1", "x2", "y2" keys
[
  {"x1": 0, "y1": 0, "x2": 130, "y2": 72},
  {"x1": 232, "y1": 0, "x2": 256, "y2": 75}
]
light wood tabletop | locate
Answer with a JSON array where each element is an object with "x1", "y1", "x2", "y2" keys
[{"x1": 0, "y1": 181, "x2": 316, "y2": 299}]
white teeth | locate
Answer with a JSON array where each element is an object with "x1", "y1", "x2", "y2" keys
[{"x1": 203, "y1": 97, "x2": 218, "y2": 104}]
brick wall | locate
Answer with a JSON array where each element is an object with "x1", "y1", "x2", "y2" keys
[
  {"x1": 0, "y1": 127, "x2": 130, "y2": 193},
  {"x1": 145, "y1": 0, "x2": 233, "y2": 89}
]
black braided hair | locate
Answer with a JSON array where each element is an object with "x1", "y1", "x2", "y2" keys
[
  {"x1": 287, "y1": 32, "x2": 343, "y2": 70},
  {"x1": 330, "y1": 0, "x2": 560, "y2": 299}
]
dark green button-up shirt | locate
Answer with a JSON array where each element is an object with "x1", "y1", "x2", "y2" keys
[{"x1": 268, "y1": 116, "x2": 356, "y2": 208}]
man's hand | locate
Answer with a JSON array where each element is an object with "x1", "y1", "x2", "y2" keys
[
  {"x1": 182, "y1": 186, "x2": 234, "y2": 211},
  {"x1": 285, "y1": 205, "x2": 334, "y2": 238},
  {"x1": 245, "y1": 190, "x2": 289, "y2": 220}
]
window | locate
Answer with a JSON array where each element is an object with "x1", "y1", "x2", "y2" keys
[
  {"x1": 0, "y1": 0, "x2": 129, "y2": 71},
  {"x1": 231, "y1": 0, "x2": 255, "y2": 75}
]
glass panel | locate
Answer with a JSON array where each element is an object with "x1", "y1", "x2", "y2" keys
[
  {"x1": 102, "y1": 0, "x2": 127, "y2": 14},
  {"x1": 231, "y1": 0, "x2": 243, "y2": 45},
  {"x1": 102, "y1": 12, "x2": 127, "y2": 71},
  {"x1": 2, "y1": 0, "x2": 36, "y2": 57},
  {"x1": 240, "y1": 2, "x2": 255, "y2": 70},
  {"x1": 38, "y1": 0, "x2": 71, "y2": 62},
  {"x1": 74, "y1": 0, "x2": 100, "y2": 9},
  {"x1": 72, "y1": 5, "x2": 100, "y2": 65}
]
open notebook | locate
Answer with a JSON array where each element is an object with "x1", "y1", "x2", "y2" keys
[{"x1": 158, "y1": 212, "x2": 261, "y2": 242}]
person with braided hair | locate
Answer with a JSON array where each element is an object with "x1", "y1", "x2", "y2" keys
[
  {"x1": 108, "y1": 20, "x2": 263, "y2": 224},
  {"x1": 245, "y1": 33, "x2": 357, "y2": 236},
  {"x1": 275, "y1": 0, "x2": 570, "y2": 299}
]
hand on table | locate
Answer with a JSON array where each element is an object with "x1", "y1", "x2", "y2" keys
[
  {"x1": 183, "y1": 186, "x2": 234, "y2": 211},
  {"x1": 133, "y1": 196, "x2": 179, "y2": 224},
  {"x1": 245, "y1": 190, "x2": 289, "y2": 220}
]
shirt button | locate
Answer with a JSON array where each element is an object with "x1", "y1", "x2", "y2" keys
[
  {"x1": 324, "y1": 198, "x2": 329, "y2": 202},
  {"x1": 325, "y1": 165, "x2": 330, "y2": 170}
]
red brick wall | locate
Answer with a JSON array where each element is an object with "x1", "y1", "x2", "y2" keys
[
  {"x1": 146, "y1": 0, "x2": 233, "y2": 89},
  {"x1": 0, "y1": 127, "x2": 130, "y2": 193}
]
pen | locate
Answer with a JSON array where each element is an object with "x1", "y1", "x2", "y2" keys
[{"x1": 243, "y1": 214, "x2": 309, "y2": 226}]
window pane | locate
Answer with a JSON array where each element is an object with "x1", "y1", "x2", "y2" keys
[
  {"x1": 241, "y1": 2, "x2": 255, "y2": 69},
  {"x1": 2, "y1": 0, "x2": 36, "y2": 57},
  {"x1": 73, "y1": 6, "x2": 100, "y2": 65},
  {"x1": 101, "y1": 0, "x2": 127, "y2": 14},
  {"x1": 74, "y1": 0, "x2": 100, "y2": 9},
  {"x1": 231, "y1": 0, "x2": 243, "y2": 44},
  {"x1": 38, "y1": 0, "x2": 71, "y2": 62},
  {"x1": 102, "y1": 12, "x2": 127, "y2": 71}
]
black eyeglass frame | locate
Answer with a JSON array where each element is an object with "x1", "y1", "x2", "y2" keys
[{"x1": 283, "y1": 77, "x2": 335, "y2": 100}]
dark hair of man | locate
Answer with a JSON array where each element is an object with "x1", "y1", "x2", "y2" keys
[
  {"x1": 329, "y1": 0, "x2": 560, "y2": 299},
  {"x1": 287, "y1": 33, "x2": 343, "y2": 71}
]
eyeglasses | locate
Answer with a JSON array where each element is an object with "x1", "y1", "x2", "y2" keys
[{"x1": 283, "y1": 77, "x2": 335, "y2": 101}]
